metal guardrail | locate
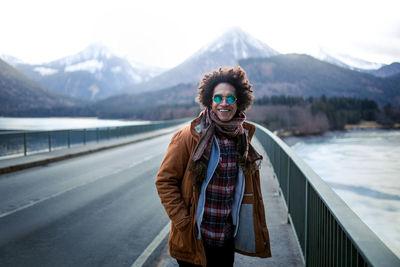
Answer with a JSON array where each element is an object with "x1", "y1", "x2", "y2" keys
[
  {"x1": 0, "y1": 118, "x2": 188, "y2": 158},
  {"x1": 254, "y1": 122, "x2": 400, "y2": 267}
]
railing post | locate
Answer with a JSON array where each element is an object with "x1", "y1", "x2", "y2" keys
[
  {"x1": 24, "y1": 132, "x2": 27, "y2": 156},
  {"x1": 48, "y1": 131, "x2": 52, "y2": 152},
  {"x1": 304, "y1": 180, "x2": 309, "y2": 265},
  {"x1": 287, "y1": 157, "x2": 291, "y2": 216},
  {"x1": 68, "y1": 130, "x2": 71, "y2": 148},
  {"x1": 277, "y1": 145, "x2": 281, "y2": 182},
  {"x1": 96, "y1": 128, "x2": 99, "y2": 143},
  {"x1": 83, "y1": 129, "x2": 86, "y2": 145}
]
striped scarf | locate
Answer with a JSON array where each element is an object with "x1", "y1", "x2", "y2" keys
[{"x1": 190, "y1": 108, "x2": 263, "y2": 193}]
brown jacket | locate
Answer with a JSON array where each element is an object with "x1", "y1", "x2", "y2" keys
[{"x1": 155, "y1": 114, "x2": 271, "y2": 266}]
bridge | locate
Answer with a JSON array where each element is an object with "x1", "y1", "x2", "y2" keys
[{"x1": 0, "y1": 121, "x2": 398, "y2": 266}]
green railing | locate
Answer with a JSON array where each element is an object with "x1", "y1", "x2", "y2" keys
[
  {"x1": 254, "y1": 122, "x2": 400, "y2": 267},
  {"x1": 0, "y1": 118, "x2": 188, "y2": 158}
]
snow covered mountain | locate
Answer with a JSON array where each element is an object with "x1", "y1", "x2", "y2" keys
[
  {"x1": 128, "y1": 27, "x2": 280, "y2": 92},
  {"x1": 0, "y1": 58, "x2": 81, "y2": 116},
  {"x1": 0, "y1": 54, "x2": 24, "y2": 67},
  {"x1": 192, "y1": 26, "x2": 279, "y2": 62},
  {"x1": 6, "y1": 44, "x2": 165, "y2": 101},
  {"x1": 315, "y1": 48, "x2": 384, "y2": 71}
]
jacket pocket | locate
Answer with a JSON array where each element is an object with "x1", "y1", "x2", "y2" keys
[
  {"x1": 170, "y1": 196, "x2": 196, "y2": 253},
  {"x1": 170, "y1": 219, "x2": 195, "y2": 253}
]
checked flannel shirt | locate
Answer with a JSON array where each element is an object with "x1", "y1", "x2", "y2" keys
[{"x1": 200, "y1": 134, "x2": 237, "y2": 247}]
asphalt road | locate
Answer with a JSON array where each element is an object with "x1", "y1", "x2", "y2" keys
[{"x1": 0, "y1": 133, "x2": 173, "y2": 267}]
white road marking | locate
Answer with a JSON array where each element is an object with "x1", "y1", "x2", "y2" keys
[
  {"x1": 131, "y1": 221, "x2": 171, "y2": 267},
  {"x1": 0, "y1": 155, "x2": 156, "y2": 219}
]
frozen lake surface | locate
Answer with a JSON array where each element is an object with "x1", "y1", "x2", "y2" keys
[
  {"x1": 0, "y1": 117, "x2": 149, "y2": 131},
  {"x1": 284, "y1": 129, "x2": 400, "y2": 257}
]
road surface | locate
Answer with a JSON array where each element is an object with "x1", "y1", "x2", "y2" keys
[{"x1": 0, "y1": 133, "x2": 173, "y2": 267}]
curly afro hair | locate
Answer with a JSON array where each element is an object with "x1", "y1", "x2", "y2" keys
[{"x1": 196, "y1": 66, "x2": 254, "y2": 112}]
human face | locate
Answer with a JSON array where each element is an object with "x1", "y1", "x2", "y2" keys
[{"x1": 211, "y1": 83, "x2": 238, "y2": 122}]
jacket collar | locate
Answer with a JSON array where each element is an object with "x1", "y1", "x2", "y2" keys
[{"x1": 190, "y1": 111, "x2": 256, "y2": 141}]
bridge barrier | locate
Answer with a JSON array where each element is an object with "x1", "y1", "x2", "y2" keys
[
  {"x1": 0, "y1": 118, "x2": 188, "y2": 158},
  {"x1": 254, "y1": 122, "x2": 400, "y2": 267}
]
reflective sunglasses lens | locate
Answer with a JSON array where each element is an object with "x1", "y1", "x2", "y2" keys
[
  {"x1": 227, "y1": 95, "x2": 236, "y2": 104},
  {"x1": 213, "y1": 95, "x2": 222, "y2": 103}
]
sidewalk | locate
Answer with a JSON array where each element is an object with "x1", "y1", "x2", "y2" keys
[
  {"x1": 156, "y1": 137, "x2": 304, "y2": 266},
  {"x1": 0, "y1": 123, "x2": 186, "y2": 175}
]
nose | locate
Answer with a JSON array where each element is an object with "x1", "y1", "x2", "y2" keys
[{"x1": 220, "y1": 98, "x2": 229, "y2": 105}]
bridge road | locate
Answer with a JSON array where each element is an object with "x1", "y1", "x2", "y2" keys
[
  {"x1": 0, "y1": 126, "x2": 303, "y2": 267},
  {"x1": 0, "y1": 133, "x2": 173, "y2": 267}
]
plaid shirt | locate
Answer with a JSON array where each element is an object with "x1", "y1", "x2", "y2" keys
[{"x1": 200, "y1": 134, "x2": 237, "y2": 247}]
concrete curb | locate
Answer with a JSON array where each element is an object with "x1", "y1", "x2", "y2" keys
[{"x1": 0, "y1": 124, "x2": 184, "y2": 175}]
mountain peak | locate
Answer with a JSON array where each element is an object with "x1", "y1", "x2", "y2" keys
[
  {"x1": 131, "y1": 28, "x2": 280, "y2": 92},
  {"x1": 53, "y1": 43, "x2": 115, "y2": 67},
  {"x1": 194, "y1": 27, "x2": 279, "y2": 60},
  {"x1": 219, "y1": 26, "x2": 250, "y2": 40},
  {"x1": 81, "y1": 43, "x2": 114, "y2": 59}
]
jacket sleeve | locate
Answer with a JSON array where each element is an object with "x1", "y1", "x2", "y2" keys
[{"x1": 155, "y1": 127, "x2": 192, "y2": 231}]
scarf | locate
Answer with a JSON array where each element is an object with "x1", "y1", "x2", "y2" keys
[{"x1": 189, "y1": 108, "x2": 263, "y2": 193}]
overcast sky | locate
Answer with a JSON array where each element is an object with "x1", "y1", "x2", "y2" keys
[{"x1": 1, "y1": 0, "x2": 399, "y2": 68}]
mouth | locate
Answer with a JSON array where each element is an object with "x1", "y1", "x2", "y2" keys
[{"x1": 218, "y1": 109, "x2": 231, "y2": 113}]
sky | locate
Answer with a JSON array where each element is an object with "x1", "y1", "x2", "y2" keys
[{"x1": 1, "y1": 0, "x2": 399, "y2": 68}]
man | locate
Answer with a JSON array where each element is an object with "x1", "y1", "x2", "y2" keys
[{"x1": 155, "y1": 66, "x2": 271, "y2": 267}]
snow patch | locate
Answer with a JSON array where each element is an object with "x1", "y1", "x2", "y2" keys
[
  {"x1": 88, "y1": 84, "x2": 100, "y2": 99},
  {"x1": 0, "y1": 54, "x2": 24, "y2": 66},
  {"x1": 334, "y1": 53, "x2": 383, "y2": 70},
  {"x1": 128, "y1": 70, "x2": 143, "y2": 83},
  {"x1": 64, "y1": 60, "x2": 104, "y2": 73},
  {"x1": 316, "y1": 47, "x2": 384, "y2": 70},
  {"x1": 111, "y1": 66, "x2": 122, "y2": 73},
  {"x1": 56, "y1": 43, "x2": 113, "y2": 66},
  {"x1": 34, "y1": 67, "x2": 58, "y2": 76}
]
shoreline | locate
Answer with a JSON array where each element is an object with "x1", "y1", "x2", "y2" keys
[{"x1": 275, "y1": 121, "x2": 400, "y2": 138}]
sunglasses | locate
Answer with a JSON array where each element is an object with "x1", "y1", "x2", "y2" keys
[{"x1": 213, "y1": 94, "x2": 237, "y2": 104}]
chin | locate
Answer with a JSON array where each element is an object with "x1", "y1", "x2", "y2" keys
[{"x1": 218, "y1": 115, "x2": 234, "y2": 121}]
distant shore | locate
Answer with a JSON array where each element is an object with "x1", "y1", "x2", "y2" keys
[
  {"x1": 344, "y1": 120, "x2": 400, "y2": 130},
  {"x1": 276, "y1": 120, "x2": 400, "y2": 138}
]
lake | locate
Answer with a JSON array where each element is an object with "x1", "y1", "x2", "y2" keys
[
  {"x1": 0, "y1": 117, "x2": 149, "y2": 131},
  {"x1": 284, "y1": 129, "x2": 400, "y2": 257}
]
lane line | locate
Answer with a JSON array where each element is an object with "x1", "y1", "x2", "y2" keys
[
  {"x1": 131, "y1": 221, "x2": 171, "y2": 267},
  {"x1": 0, "y1": 155, "x2": 157, "y2": 219}
]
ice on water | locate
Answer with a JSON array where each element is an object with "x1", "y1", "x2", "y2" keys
[{"x1": 285, "y1": 129, "x2": 400, "y2": 257}]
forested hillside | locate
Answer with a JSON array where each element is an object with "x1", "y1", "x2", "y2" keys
[{"x1": 0, "y1": 59, "x2": 81, "y2": 116}]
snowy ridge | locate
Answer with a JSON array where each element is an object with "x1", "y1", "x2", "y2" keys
[
  {"x1": 33, "y1": 67, "x2": 58, "y2": 76},
  {"x1": 315, "y1": 47, "x2": 384, "y2": 70},
  {"x1": 4, "y1": 43, "x2": 165, "y2": 101},
  {"x1": 127, "y1": 57, "x2": 167, "y2": 77},
  {"x1": 0, "y1": 54, "x2": 24, "y2": 67},
  {"x1": 332, "y1": 53, "x2": 384, "y2": 70},
  {"x1": 64, "y1": 60, "x2": 104, "y2": 73},
  {"x1": 54, "y1": 43, "x2": 113, "y2": 67}
]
